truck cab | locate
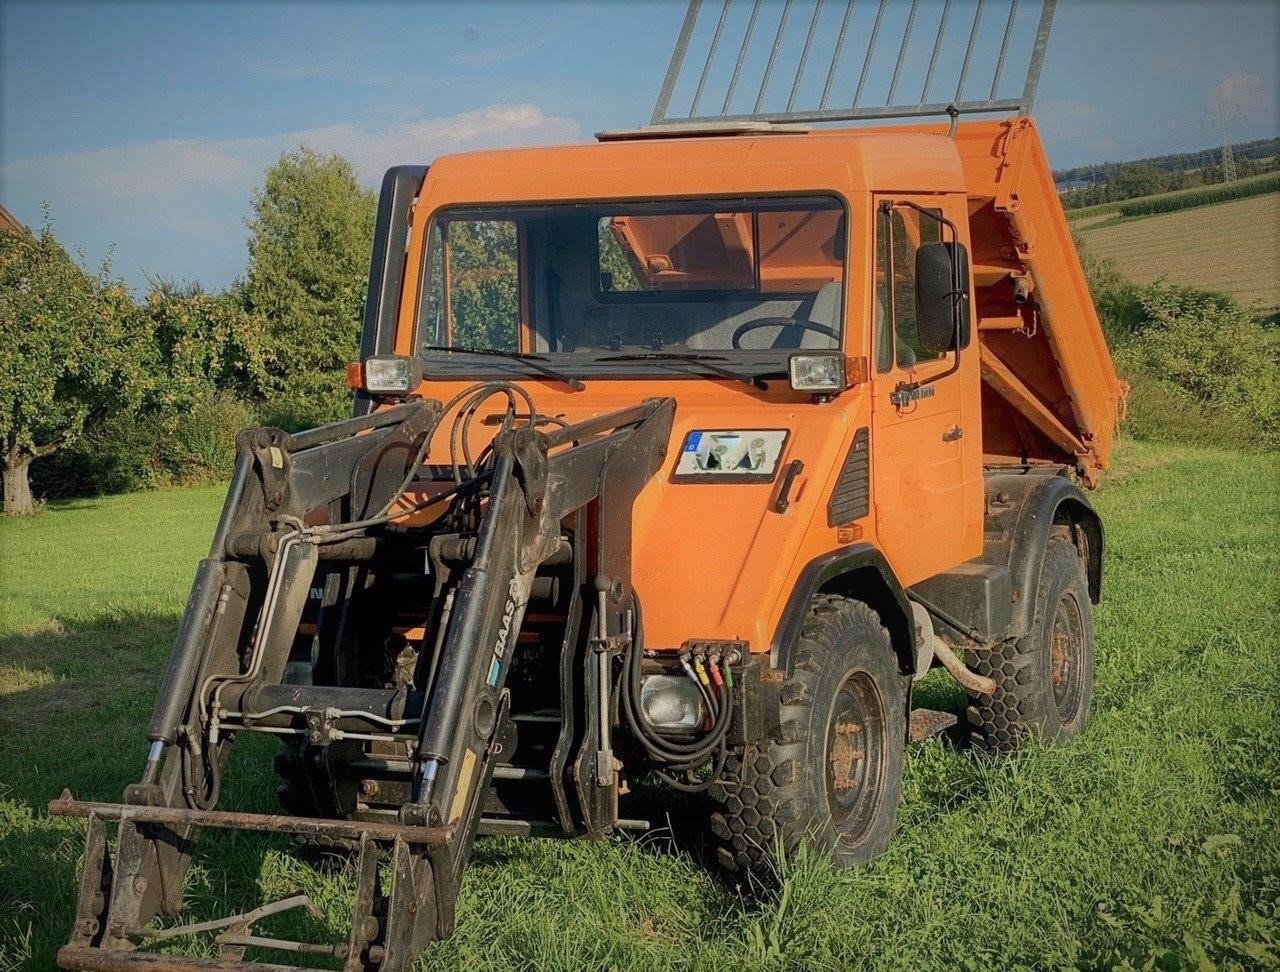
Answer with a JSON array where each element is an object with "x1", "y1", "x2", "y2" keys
[{"x1": 358, "y1": 120, "x2": 1117, "y2": 655}]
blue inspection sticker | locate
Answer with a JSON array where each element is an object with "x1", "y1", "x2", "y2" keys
[{"x1": 684, "y1": 431, "x2": 703, "y2": 452}]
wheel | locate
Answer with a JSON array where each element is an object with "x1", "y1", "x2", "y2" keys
[
  {"x1": 967, "y1": 535, "x2": 1094, "y2": 751},
  {"x1": 708, "y1": 595, "x2": 907, "y2": 882}
]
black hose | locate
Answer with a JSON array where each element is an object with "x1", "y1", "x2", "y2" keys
[
  {"x1": 181, "y1": 737, "x2": 220, "y2": 810},
  {"x1": 375, "y1": 380, "x2": 534, "y2": 515},
  {"x1": 621, "y1": 599, "x2": 731, "y2": 773}
]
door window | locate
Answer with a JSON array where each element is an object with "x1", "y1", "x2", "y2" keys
[{"x1": 875, "y1": 205, "x2": 943, "y2": 372}]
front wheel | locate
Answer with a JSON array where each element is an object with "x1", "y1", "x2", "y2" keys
[
  {"x1": 967, "y1": 535, "x2": 1095, "y2": 751},
  {"x1": 707, "y1": 595, "x2": 907, "y2": 881}
]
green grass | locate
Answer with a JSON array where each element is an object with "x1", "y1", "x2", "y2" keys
[{"x1": 2, "y1": 443, "x2": 1278, "y2": 969}]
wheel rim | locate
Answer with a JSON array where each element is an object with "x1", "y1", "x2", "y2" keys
[
  {"x1": 1049, "y1": 591, "x2": 1086, "y2": 724},
  {"x1": 824, "y1": 671, "x2": 889, "y2": 844}
]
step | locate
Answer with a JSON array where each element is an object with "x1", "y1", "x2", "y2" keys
[{"x1": 909, "y1": 708, "x2": 960, "y2": 742}]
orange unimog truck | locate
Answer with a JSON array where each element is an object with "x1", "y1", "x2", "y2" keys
[{"x1": 52, "y1": 2, "x2": 1124, "y2": 968}]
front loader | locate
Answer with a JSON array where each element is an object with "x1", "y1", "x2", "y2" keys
[
  {"x1": 52, "y1": 392, "x2": 676, "y2": 968},
  {"x1": 51, "y1": 2, "x2": 1126, "y2": 968}
]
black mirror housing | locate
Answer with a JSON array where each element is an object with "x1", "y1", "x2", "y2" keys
[{"x1": 914, "y1": 241, "x2": 970, "y2": 353}]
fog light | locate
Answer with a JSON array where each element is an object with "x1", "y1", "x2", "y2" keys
[
  {"x1": 363, "y1": 355, "x2": 421, "y2": 396},
  {"x1": 789, "y1": 353, "x2": 845, "y2": 392},
  {"x1": 640, "y1": 674, "x2": 704, "y2": 730}
]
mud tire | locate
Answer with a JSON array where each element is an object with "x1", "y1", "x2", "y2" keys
[
  {"x1": 707, "y1": 595, "x2": 907, "y2": 883},
  {"x1": 967, "y1": 536, "x2": 1094, "y2": 751}
]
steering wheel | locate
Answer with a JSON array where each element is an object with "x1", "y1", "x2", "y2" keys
[{"x1": 731, "y1": 317, "x2": 839, "y2": 350}]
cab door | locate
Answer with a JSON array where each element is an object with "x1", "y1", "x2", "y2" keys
[{"x1": 868, "y1": 195, "x2": 981, "y2": 586}]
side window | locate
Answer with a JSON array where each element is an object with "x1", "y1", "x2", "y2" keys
[
  {"x1": 875, "y1": 206, "x2": 942, "y2": 372},
  {"x1": 419, "y1": 218, "x2": 520, "y2": 352}
]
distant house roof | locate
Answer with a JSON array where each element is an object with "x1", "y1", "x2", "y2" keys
[{"x1": 0, "y1": 204, "x2": 28, "y2": 235}]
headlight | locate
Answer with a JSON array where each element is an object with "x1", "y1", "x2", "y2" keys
[
  {"x1": 789, "y1": 353, "x2": 846, "y2": 392},
  {"x1": 362, "y1": 355, "x2": 421, "y2": 396},
  {"x1": 640, "y1": 674, "x2": 704, "y2": 730}
]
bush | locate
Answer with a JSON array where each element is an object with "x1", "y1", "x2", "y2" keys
[
  {"x1": 1115, "y1": 367, "x2": 1269, "y2": 450},
  {"x1": 160, "y1": 390, "x2": 256, "y2": 483},
  {"x1": 1084, "y1": 256, "x2": 1280, "y2": 450},
  {"x1": 33, "y1": 387, "x2": 254, "y2": 497},
  {"x1": 255, "y1": 368, "x2": 352, "y2": 433}
]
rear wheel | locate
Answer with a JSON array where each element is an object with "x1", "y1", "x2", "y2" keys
[
  {"x1": 708, "y1": 595, "x2": 907, "y2": 882},
  {"x1": 967, "y1": 536, "x2": 1094, "y2": 750}
]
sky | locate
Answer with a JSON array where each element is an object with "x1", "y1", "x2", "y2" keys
[{"x1": 1, "y1": 0, "x2": 1277, "y2": 291}]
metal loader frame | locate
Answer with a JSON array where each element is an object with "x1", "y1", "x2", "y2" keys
[{"x1": 52, "y1": 393, "x2": 675, "y2": 971}]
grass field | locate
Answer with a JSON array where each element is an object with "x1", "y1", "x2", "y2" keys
[
  {"x1": 2, "y1": 442, "x2": 1278, "y2": 969},
  {"x1": 1076, "y1": 193, "x2": 1280, "y2": 311}
]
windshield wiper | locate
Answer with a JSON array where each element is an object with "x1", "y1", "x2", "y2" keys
[
  {"x1": 593, "y1": 352, "x2": 767, "y2": 390},
  {"x1": 420, "y1": 345, "x2": 584, "y2": 390}
]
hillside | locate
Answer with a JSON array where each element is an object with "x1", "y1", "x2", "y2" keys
[{"x1": 1075, "y1": 192, "x2": 1280, "y2": 311}]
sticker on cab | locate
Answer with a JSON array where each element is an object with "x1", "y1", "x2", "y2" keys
[{"x1": 673, "y1": 429, "x2": 790, "y2": 483}]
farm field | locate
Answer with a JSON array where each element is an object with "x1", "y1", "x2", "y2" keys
[
  {"x1": 2, "y1": 442, "x2": 1278, "y2": 969},
  {"x1": 1074, "y1": 192, "x2": 1280, "y2": 311}
]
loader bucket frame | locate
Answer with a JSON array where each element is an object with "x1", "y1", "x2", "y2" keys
[{"x1": 51, "y1": 393, "x2": 675, "y2": 970}]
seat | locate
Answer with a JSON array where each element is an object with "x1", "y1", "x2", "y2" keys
[{"x1": 769, "y1": 281, "x2": 842, "y2": 350}]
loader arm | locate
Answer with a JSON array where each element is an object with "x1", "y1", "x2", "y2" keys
[{"x1": 51, "y1": 392, "x2": 675, "y2": 971}]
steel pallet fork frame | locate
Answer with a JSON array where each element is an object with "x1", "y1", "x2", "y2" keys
[{"x1": 652, "y1": 0, "x2": 1056, "y2": 126}]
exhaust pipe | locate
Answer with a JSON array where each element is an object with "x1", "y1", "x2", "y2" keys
[{"x1": 910, "y1": 603, "x2": 997, "y2": 696}]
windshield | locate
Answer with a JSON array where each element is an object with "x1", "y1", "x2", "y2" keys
[{"x1": 415, "y1": 196, "x2": 847, "y2": 379}]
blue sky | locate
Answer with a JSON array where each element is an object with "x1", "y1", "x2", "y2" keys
[{"x1": 2, "y1": 0, "x2": 1276, "y2": 291}]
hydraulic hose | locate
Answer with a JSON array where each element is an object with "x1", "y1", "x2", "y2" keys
[{"x1": 620, "y1": 599, "x2": 732, "y2": 785}]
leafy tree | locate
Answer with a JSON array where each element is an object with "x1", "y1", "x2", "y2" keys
[
  {"x1": 243, "y1": 148, "x2": 376, "y2": 423},
  {"x1": 1111, "y1": 164, "x2": 1170, "y2": 199},
  {"x1": 0, "y1": 216, "x2": 147, "y2": 514},
  {"x1": 139, "y1": 283, "x2": 267, "y2": 406}
]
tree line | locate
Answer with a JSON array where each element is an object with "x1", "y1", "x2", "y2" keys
[
  {"x1": 1059, "y1": 155, "x2": 1278, "y2": 211},
  {"x1": 1, "y1": 149, "x2": 375, "y2": 515}
]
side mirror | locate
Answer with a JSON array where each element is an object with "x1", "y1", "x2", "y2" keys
[{"x1": 914, "y1": 241, "x2": 970, "y2": 353}]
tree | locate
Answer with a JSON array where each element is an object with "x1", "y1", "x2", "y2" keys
[
  {"x1": 1111, "y1": 164, "x2": 1170, "y2": 200},
  {"x1": 243, "y1": 147, "x2": 376, "y2": 425},
  {"x1": 0, "y1": 216, "x2": 147, "y2": 514},
  {"x1": 139, "y1": 282, "x2": 267, "y2": 406}
]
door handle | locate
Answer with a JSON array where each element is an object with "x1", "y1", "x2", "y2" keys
[
  {"x1": 942, "y1": 425, "x2": 964, "y2": 442},
  {"x1": 773, "y1": 459, "x2": 804, "y2": 514}
]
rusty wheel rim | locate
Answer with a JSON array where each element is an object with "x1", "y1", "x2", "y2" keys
[
  {"x1": 824, "y1": 672, "x2": 888, "y2": 843},
  {"x1": 1049, "y1": 591, "x2": 1086, "y2": 724}
]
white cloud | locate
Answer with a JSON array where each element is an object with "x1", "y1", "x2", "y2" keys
[{"x1": 1, "y1": 103, "x2": 581, "y2": 286}]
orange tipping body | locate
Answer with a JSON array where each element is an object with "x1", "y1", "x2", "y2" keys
[
  {"x1": 949, "y1": 117, "x2": 1126, "y2": 483},
  {"x1": 379, "y1": 117, "x2": 1123, "y2": 655}
]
